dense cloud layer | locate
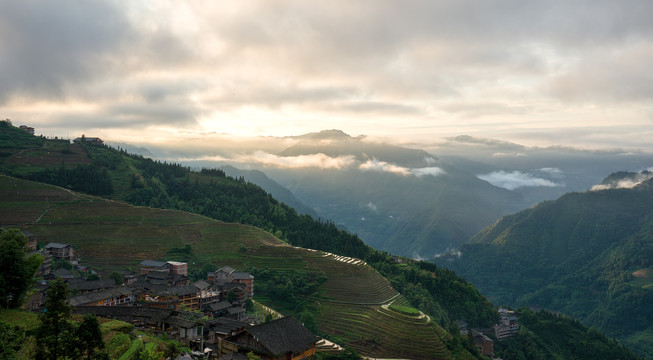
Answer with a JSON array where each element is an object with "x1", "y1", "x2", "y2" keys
[{"x1": 2, "y1": 1, "x2": 653, "y2": 150}]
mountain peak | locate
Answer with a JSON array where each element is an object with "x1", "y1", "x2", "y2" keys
[{"x1": 292, "y1": 129, "x2": 357, "y2": 140}]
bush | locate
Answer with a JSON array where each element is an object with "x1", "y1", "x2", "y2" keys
[{"x1": 389, "y1": 304, "x2": 421, "y2": 316}]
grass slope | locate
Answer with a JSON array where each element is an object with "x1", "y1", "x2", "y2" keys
[{"x1": 0, "y1": 175, "x2": 452, "y2": 359}]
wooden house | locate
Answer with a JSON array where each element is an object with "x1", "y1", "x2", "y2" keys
[
  {"x1": 232, "y1": 272, "x2": 254, "y2": 298},
  {"x1": 223, "y1": 317, "x2": 318, "y2": 360},
  {"x1": 44, "y1": 242, "x2": 75, "y2": 262}
]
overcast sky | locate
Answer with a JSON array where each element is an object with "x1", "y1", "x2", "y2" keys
[{"x1": 2, "y1": 1, "x2": 653, "y2": 150}]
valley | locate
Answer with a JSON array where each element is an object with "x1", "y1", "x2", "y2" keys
[{"x1": 0, "y1": 122, "x2": 648, "y2": 359}]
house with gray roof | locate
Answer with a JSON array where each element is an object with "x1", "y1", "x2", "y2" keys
[{"x1": 223, "y1": 317, "x2": 318, "y2": 360}]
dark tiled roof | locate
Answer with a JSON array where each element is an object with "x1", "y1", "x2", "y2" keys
[
  {"x1": 74, "y1": 305, "x2": 174, "y2": 322},
  {"x1": 232, "y1": 272, "x2": 253, "y2": 280},
  {"x1": 139, "y1": 260, "x2": 167, "y2": 268},
  {"x1": 69, "y1": 287, "x2": 132, "y2": 306},
  {"x1": 193, "y1": 279, "x2": 210, "y2": 290},
  {"x1": 206, "y1": 318, "x2": 249, "y2": 335},
  {"x1": 227, "y1": 307, "x2": 243, "y2": 315},
  {"x1": 166, "y1": 285, "x2": 200, "y2": 296},
  {"x1": 45, "y1": 242, "x2": 71, "y2": 249},
  {"x1": 217, "y1": 266, "x2": 235, "y2": 274},
  {"x1": 236, "y1": 317, "x2": 318, "y2": 356},
  {"x1": 223, "y1": 283, "x2": 245, "y2": 291},
  {"x1": 67, "y1": 279, "x2": 116, "y2": 291},
  {"x1": 207, "y1": 301, "x2": 232, "y2": 312},
  {"x1": 146, "y1": 270, "x2": 170, "y2": 279},
  {"x1": 52, "y1": 268, "x2": 76, "y2": 279}
]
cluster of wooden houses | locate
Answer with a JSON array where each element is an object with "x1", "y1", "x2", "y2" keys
[
  {"x1": 458, "y1": 308, "x2": 520, "y2": 358},
  {"x1": 26, "y1": 239, "x2": 320, "y2": 359}
]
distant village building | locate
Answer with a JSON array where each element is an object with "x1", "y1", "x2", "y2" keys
[
  {"x1": 167, "y1": 261, "x2": 188, "y2": 276},
  {"x1": 471, "y1": 329, "x2": 494, "y2": 357},
  {"x1": 132, "y1": 283, "x2": 201, "y2": 311},
  {"x1": 44, "y1": 242, "x2": 75, "y2": 262},
  {"x1": 72, "y1": 136, "x2": 103, "y2": 144},
  {"x1": 48, "y1": 268, "x2": 76, "y2": 280},
  {"x1": 19, "y1": 125, "x2": 35, "y2": 135},
  {"x1": 69, "y1": 287, "x2": 133, "y2": 307},
  {"x1": 139, "y1": 260, "x2": 168, "y2": 274},
  {"x1": 139, "y1": 260, "x2": 189, "y2": 277},
  {"x1": 74, "y1": 306, "x2": 205, "y2": 346},
  {"x1": 205, "y1": 318, "x2": 249, "y2": 348},
  {"x1": 210, "y1": 266, "x2": 236, "y2": 285},
  {"x1": 232, "y1": 272, "x2": 254, "y2": 298},
  {"x1": 222, "y1": 317, "x2": 319, "y2": 360},
  {"x1": 493, "y1": 308, "x2": 520, "y2": 340}
]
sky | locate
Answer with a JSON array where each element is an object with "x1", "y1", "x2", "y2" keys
[{"x1": 2, "y1": 1, "x2": 653, "y2": 151}]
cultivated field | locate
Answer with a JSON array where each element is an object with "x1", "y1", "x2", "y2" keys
[{"x1": 0, "y1": 175, "x2": 452, "y2": 359}]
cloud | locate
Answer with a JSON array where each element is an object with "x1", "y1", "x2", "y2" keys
[
  {"x1": 359, "y1": 159, "x2": 411, "y2": 176},
  {"x1": 590, "y1": 171, "x2": 653, "y2": 191},
  {"x1": 492, "y1": 152, "x2": 527, "y2": 158},
  {"x1": 3, "y1": 1, "x2": 653, "y2": 151},
  {"x1": 366, "y1": 202, "x2": 378, "y2": 212},
  {"x1": 183, "y1": 151, "x2": 356, "y2": 170},
  {"x1": 412, "y1": 167, "x2": 446, "y2": 177},
  {"x1": 478, "y1": 170, "x2": 563, "y2": 190},
  {"x1": 357, "y1": 159, "x2": 446, "y2": 178}
]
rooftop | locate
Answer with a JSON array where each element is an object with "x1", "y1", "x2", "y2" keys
[
  {"x1": 232, "y1": 272, "x2": 254, "y2": 280},
  {"x1": 234, "y1": 316, "x2": 319, "y2": 356},
  {"x1": 45, "y1": 242, "x2": 71, "y2": 249},
  {"x1": 139, "y1": 260, "x2": 167, "y2": 268}
]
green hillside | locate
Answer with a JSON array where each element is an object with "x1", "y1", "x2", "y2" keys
[
  {"x1": 1, "y1": 122, "x2": 641, "y2": 359},
  {"x1": 446, "y1": 175, "x2": 653, "y2": 358},
  {"x1": 0, "y1": 174, "x2": 457, "y2": 359},
  {"x1": 0, "y1": 123, "x2": 496, "y2": 329}
]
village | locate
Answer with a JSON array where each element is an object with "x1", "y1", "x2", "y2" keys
[
  {"x1": 24, "y1": 235, "x2": 334, "y2": 360},
  {"x1": 24, "y1": 231, "x2": 522, "y2": 360}
]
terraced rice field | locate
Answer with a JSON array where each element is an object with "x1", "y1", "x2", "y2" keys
[
  {"x1": 0, "y1": 176, "x2": 453, "y2": 359},
  {"x1": 318, "y1": 302, "x2": 451, "y2": 359},
  {"x1": 305, "y1": 250, "x2": 398, "y2": 304}
]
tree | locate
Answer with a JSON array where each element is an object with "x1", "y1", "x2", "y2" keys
[
  {"x1": 0, "y1": 321, "x2": 25, "y2": 360},
  {"x1": 36, "y1": 279, "x2": 74, "y2": 360},
  {"x1": 245, "y1": 298, "x2": 254, "y2": 313},
  {"x1": 0, "y1": 228, "x2": 43, "y2": 308},
  {"x1": 164, "y1": 341, "x2": 180, "y2": 360},
  {"x1": 110, "y1": 272, "x2": 124, "y2": 285},
  {"x1": 226, "y1": 289, "x2": 236, "y2": 303},
  {"x1": 75, "y1": 315, "x2": 105, "y2": 360}
]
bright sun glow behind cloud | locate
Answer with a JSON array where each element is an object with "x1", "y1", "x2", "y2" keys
[{"x1": 2, "y1": 1, "x2": 653, "y2": 150}]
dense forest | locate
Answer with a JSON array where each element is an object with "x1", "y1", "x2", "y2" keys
[
  {"x1": 446, "y1": 177, "x2": 653, "y2": 357},
  {"x1": 492, "y1": 308, "x2": 639, "y2": 360}
]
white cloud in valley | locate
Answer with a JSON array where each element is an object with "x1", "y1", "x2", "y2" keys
[
  {"x1": 590, "y1": 171, "x2": 653, "y2": 191},
  {"x1": 185, "y1": 152, "x2": 356, "y2": 170},
  {"x1": 359, "y1": 159, "x2": 412, "y2": 176},
  {"x1": 478, "y1": 170, "x2": 563, "y2": 190}
]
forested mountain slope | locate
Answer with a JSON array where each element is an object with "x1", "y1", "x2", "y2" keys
[
  {"x1": 445, "y1": 172, "x2": 653, "y2": 357},
  {"x1": 0, "y1": 122, "x2": 642, "y2": 359},
  {"x1": 234, "y1": 130, "x2": 526, "y2": 258}
]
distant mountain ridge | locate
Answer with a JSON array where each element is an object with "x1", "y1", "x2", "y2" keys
[
  {"x1": 251, "y1": 130, "x2": 527, "y2": 258},
  {"x1": 445, "y1": 172, "x2": 653, "y2": 357}
]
